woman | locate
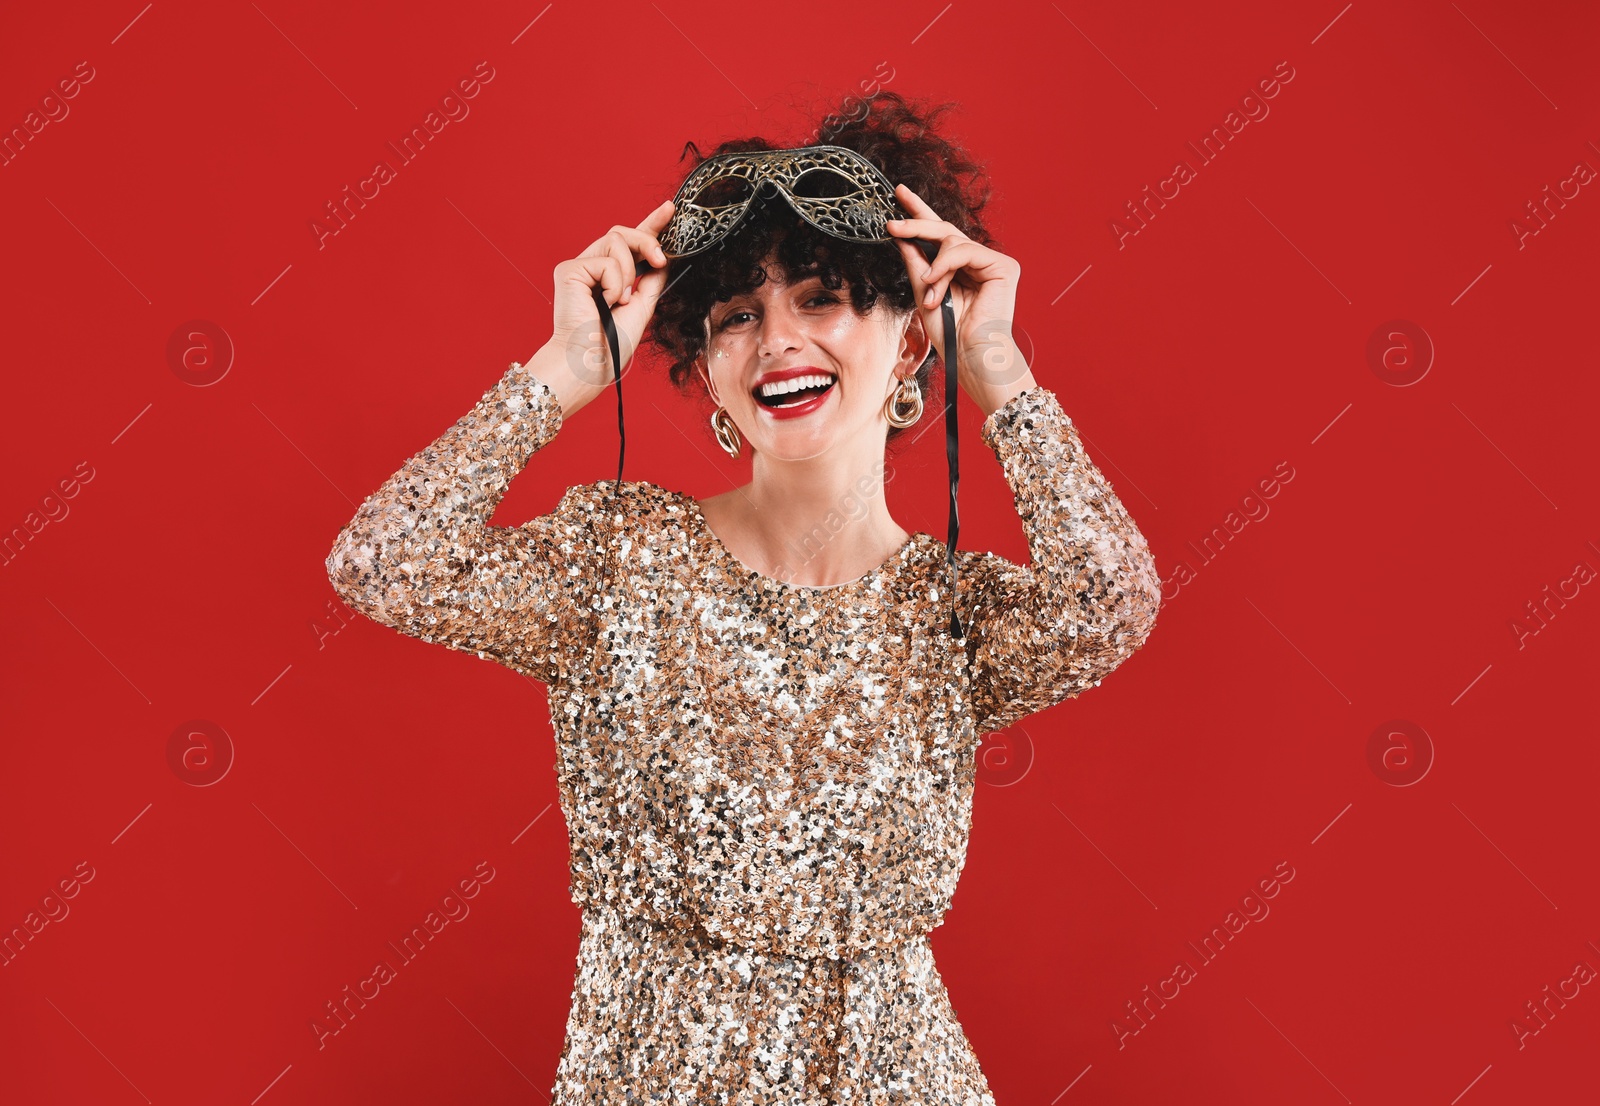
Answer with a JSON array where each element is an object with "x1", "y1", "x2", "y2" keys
[{"x1": 327, "y1": 92, "x2": 1161, "y2": 1105}]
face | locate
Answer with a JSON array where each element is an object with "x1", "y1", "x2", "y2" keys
[{"x1": 697, "y1": 255, "x2": 928, "y2": 462}]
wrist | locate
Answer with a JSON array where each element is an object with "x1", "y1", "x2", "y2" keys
[
  {"x1": 973, "y1": 368, "x2": 1040, "y2": 421},
  {"x1": 525, "y1": 336, "x2": 609, "y2": 421}
]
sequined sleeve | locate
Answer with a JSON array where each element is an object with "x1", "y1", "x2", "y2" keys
[
  {"x1": 960, "y1": 385, "x2": 1161, "y2": 733},
  {"x1": 325, "y1": 361, "x2": 605, "y2": 685}
]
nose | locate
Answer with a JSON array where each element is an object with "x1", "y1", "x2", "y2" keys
[{"x1": 758, "y1": 295, "x2": 803, "y2": 359}]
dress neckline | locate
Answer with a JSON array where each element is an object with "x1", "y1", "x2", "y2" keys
[{"x1": 676, "y1": 489, "x2": 922, "y2": 594}]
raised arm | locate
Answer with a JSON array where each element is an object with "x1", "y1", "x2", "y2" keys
[
  {"x1": 958, "y1": 385, "x2": 1161, "y2": 734},
  {"x1": 325, "y1": 359, "x2": 606, "y2": 686}
]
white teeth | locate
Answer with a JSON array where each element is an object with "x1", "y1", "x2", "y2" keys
[{"x1": 756, "y1": 373, "x2": 836, "y2": 398}]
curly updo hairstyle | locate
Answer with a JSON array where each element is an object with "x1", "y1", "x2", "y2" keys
[{"x1": 644, "y1": 89, "x2": 997, "y2": 445}]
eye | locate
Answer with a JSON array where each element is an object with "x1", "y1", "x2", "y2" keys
[{"x1": 714, "y1": 293, "x2": 839, "y2": 330}]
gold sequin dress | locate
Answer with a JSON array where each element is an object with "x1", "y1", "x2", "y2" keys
[{"x1": 326, "y1": 358, "x2": 1161, "y2": 1105}]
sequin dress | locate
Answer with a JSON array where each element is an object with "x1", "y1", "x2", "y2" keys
[{"x1": 326, "y1": 358, "x2": 1161, "y2": 1105}]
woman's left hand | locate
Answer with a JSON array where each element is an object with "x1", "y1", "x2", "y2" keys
[{"x1": 885, "y1": 183, "x2": 1033, "y2": 410}]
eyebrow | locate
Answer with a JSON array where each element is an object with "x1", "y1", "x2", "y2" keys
[{"x1": 721, "y1": 275, "x2": 831, "y2": 305}]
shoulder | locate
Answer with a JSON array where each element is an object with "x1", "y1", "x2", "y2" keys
[
  {"x1": 908, "y1": 536, "x2": 1027, "y2": 596},
  {"x1": 918, "y1": 536, "x2": 1021, "y2": 576},
  {"x1": 550, "y1": 479, "x2": 675, "y2": 513},
  {"x1": 953, "y1": 545, "x2": 1027, "y2": 591},
  {"x1": 540, "y1": 479, "x2": 695, "y2": 541}
]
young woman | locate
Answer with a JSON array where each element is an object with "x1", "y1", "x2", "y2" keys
[{"x1": 327, "y1": 92, "x2": 1161, "y2": 1105}]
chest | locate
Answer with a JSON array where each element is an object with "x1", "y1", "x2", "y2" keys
[{"x1": 583, "y1": 559, "x2": 968, "y2": 788}]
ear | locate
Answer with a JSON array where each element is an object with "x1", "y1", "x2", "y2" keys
[
  {"x1": 696, "y1": 359, "x2": 720, "y2": 406},
  {"x1": 898, "y1": 309, "x2": 932, "y2": 375}
]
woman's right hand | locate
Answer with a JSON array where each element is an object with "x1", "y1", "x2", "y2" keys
[{"x1": 546, "y1": 199, "x2": 676, "y2": 395}]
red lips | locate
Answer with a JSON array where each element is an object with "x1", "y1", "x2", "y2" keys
[{"x1": 751, "y1": 365, "x2": 833, "y2": 390}]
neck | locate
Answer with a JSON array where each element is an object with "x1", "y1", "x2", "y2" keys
[{"x1": 707, "y1": 449, "x2": 908, "y2": 587}]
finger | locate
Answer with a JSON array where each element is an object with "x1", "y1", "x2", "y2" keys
[
  {"x1": 912, "y1": 241, "x2": 960, "y2": 309},
  {"x1": 602, "y1": 231, "x2": 640, "y2": 305},
  {"x1": 605, "y1": 224, "x2": 671, "y2": 303},
  {"x1": 577, "y1": 254, "x2": 626, "y2": 309},
  {"x1": 921, "y1": 240, "x2": 981, "y2": 305},
  {"x1": 614, "y1": 220, "x2": 670, "y2": 271},
  {"x1": 894, "y1": 238, "x2": 940, "y2": 316},
  {"x1": 590, "y1": 224, "x2": 662, "y2": 262},
  {"x1": 884, "y1": 215, "x2": 959, "y2": 241},
  {"x1": 635, "y1": 248, "x2": 670, "y2": 290},
  {"x1": 637, "y1": 260, "x2": 669, "y2": 293},
  {"x1": 923, "y1": 240, "x2": 1009, "y2": 307},
  {"x1": 636, "y1": 202, "x2": 675, "y2": 267},
  {"x1": 885, "y1": 219, "x2": 966, "y2": 283},
  {"x1": 639, "y1": 199, "x2": 675, "y2": 236},
  {"x1": 924, "y1": 262, "x2": 964, "y2": 310},
  {"x1": 894, "y1": 238, "x2": 933, "y2": 299},
  {"x1": 630, "y1": 262, "x2": 670, "y2": 307},
  {"x1": 894, "y1": 183, "x2": 944, "y2": 221}
]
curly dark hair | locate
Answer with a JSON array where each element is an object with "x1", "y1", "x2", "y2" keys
[{"x1": 643, "y1": 89, "x2": 997, "y2": 445}]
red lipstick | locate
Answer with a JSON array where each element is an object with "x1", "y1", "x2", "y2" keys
[{"x1": 751, "y1": 366, "x2": 837, "y2": 421}]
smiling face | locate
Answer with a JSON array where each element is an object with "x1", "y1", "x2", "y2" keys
[{"x1": 697, "y1": 252, "x2": 928, "y2": 462}]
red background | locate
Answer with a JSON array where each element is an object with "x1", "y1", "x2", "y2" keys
[{"x1": 3, "y1": 2, "x2": 1597, "y2": 1103}]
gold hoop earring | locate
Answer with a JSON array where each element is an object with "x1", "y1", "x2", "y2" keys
[
  {"x1": 884, "y1": 375, "x2": 923, "y2": 428},
  {"x1": 710, "y1": 407, "x2": 743, "y2": 458}
]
